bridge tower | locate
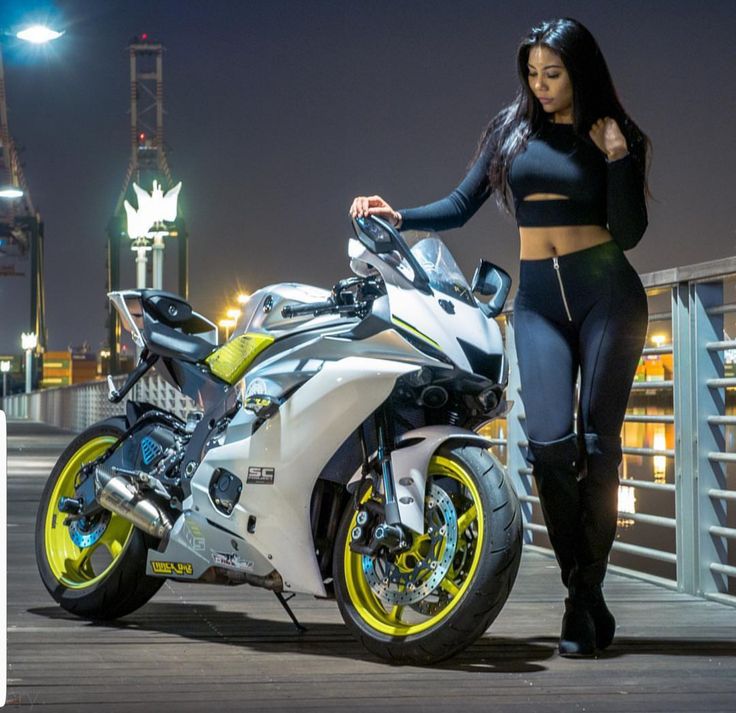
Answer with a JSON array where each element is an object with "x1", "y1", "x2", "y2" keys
[
  {"x1": 107, "y1": 34, "x2": 188, "y2": 373},
  {"x1": 0, "y1": 48, "x2": 46, "y2": 355}
]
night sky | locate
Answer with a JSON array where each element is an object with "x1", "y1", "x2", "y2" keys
[{"x1": 1, "y1": 0, "x2": 734, "y2": 353}]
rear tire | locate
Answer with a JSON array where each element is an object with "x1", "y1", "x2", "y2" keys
[
  {"x1": 35, "y1": 418, "x2": 164, "y2": 620},
  {"x1": 333, "y1": 444, "x2": 522, "y2": 664}
]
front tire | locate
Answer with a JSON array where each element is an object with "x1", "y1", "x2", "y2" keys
[
  {"x1": 333, "y1": 444, "x2": 522, "y2": 664},
  {"x1": 35, "y1": 418, "x2": 164, "y2": 619}
]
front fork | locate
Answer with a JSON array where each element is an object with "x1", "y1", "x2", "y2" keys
[{"x1": 350, "y1": 406, "x2": 409, "y2": 555}]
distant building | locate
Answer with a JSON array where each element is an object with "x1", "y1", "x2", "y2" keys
[{"x1": 41, "y1": 350, "x2": 100, "y2": 387}]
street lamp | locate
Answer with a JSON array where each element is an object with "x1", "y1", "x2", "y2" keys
[
  {"x1": 21, "y1": 332, "x2": 37, "y2": 394},
  {"x1": 218, "y1": 319, "x2": 237, "y2": 342},
  {"x1": 1, "y1": 360, "x2": 10, "y2": 398},
  {"x1": 15, "y1": 26, "x2": 64, "y2": 44}
]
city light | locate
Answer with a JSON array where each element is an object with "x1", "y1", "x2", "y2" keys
[
  {"x1": 650, "y1": 334, "x2": 666, "y2": 347},
  {"x1": 0, "y1": 187, "x2": 24, "y2": 199},
  {"x1": 21, "y1": 332, "x2": 38, "y2": 351},
  {"x1": 653, "y1": 430, "x2": 667, "y2": 484},
  {"x1": 1, "y1": 359, "x2": 9, "y2": 398},
  {"x1": 617, "y1": 482, "x2": 636, "y2": 529},
  {"x1": 237, "y1": 293, "x2": 251, "y2": 304},
  {"x1": 21, "y1": 332, "x2": 37, "y2": 394},
  {"x1": 226, "y1": 308, "x2": 241, "y2": 320},
  {"x1": 218, "y1": 318, "x2": 237, "y2": 341},
  {"x1": 16, "y1": 25, "x2": 64, "y2": 44}
]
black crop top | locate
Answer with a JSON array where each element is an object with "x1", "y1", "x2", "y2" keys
[{"x1": 398, "y1": 121, "x2": 647, "y2": 250}]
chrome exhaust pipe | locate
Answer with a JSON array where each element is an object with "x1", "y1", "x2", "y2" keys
[{"x1": 95, "y1": 465, "x2": 172, "y2": 540}]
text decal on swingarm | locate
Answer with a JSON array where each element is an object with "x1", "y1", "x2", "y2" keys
[
  {"x1": 150, "y1": 560, "x2": 193, "y2": 576},
  {"x1": 247, "y1": 466, "x2": 275, "y2": 484}
]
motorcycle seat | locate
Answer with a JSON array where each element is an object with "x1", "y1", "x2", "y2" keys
[{"x1": 145, "y1": 321, "x2": 216, "y2": 363}]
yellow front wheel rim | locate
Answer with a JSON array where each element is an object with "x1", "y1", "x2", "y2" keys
[
  {"x1": 344, "y1": 454, "x2": 484, "y2": 636},
  {"x1": 44, "y1": 436, "x2": 134, "y2": 590}
]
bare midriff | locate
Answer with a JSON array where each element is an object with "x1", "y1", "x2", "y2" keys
[{"x1": 517, "y1": 194, "x2": 613, "y2": 259}]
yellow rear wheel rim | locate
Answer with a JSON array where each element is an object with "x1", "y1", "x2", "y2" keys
[
  {"x1": 44, "y1": 435, "x2": 134, "y2": 590},
  {"x1": 344, "y1": 454, "x2": 484, "y2": 636}
]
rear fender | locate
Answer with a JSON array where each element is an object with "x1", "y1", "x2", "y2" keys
[{"x1": 347, "y1": 425, "x2": 494, "y2": 534}]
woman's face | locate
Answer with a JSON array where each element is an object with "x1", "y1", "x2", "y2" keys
[{"x1": 527, "y1": 44, "x2": 573, "y2": 121}]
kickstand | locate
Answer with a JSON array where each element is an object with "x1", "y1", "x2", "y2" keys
[{"x1": 274, "y1": 591, "x2": 307, "y2": 633}]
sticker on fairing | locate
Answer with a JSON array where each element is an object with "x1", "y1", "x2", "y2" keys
[
  {"x1": 247, "y1": 466, "x2": 275, "y2": 484},
  {"x1": 150, "y1": 560, "x2": 194, "y2": 576},
  {"x1": 212, "y1": 551, "x2": 255, "y2": 570},
  {"x1": 183, "y1": 521, "x2": 206, "y2": 552}
]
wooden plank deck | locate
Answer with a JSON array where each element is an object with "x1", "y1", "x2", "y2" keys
[{"x1": 5, "y1": 421, "x2": 736, "y2": 712}]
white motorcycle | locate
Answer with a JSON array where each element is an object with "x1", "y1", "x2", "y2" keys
[{"x1": 35, "y1": 216, "x2": 522, "y2": 664}]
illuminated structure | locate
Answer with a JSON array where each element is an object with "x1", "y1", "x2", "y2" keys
[
  {"x1": 107, "y1": 34, "x2": 188, "y2": 372},
  {"x1": 124, "y1": 179, "x2": 182, "y2": 288},
  {"x1": 0, "y1": 26, "x2": 61, "y2": 355}
]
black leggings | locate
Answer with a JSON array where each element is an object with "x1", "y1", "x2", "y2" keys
[{"x1": 513, "y1": 241, "x2": 648, "y2": 589}]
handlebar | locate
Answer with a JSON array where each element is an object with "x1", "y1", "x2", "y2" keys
[
  {"x1": 281, "y1": 300, "x2": 336, "y2": 319},
  {"x1": 280, "y1": 276, "x2": 382, "y2": 320}
]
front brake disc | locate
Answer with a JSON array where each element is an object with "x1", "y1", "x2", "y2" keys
[{"x1": 362, "y1": 483, "x2": 458, "y2": 605}]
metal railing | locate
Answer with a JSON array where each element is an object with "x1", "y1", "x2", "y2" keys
[
  {"x1": 1, "y1": 374, "x2": 193, "y2": 432},
  {"x1": 2, "y1": 255, "x2": 736, "y2": 606},
  {"x1": 491, "y1": 254, "x2": 736, "y2": 606}
]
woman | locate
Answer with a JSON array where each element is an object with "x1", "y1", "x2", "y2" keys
[{"x1": 349, "y1": 17, "x2": 650, "y2": 658}]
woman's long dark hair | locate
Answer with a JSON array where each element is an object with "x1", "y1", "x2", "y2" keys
[{"x1": 476, "y1": 17, "x2": 651, "y2": 212}]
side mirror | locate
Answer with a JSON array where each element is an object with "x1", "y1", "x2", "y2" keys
[
  {"x1": 352, "y1": 216, "x2": 395, "y2": 254},
  {"x1": 471, "y1": 259, "x2": 512, "y2": 318}
]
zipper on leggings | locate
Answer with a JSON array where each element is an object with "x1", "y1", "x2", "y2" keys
[{"x1": 552, "y1": 256, "x2": 573, "y2": 322}]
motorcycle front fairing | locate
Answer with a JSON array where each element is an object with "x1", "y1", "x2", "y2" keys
[{"x1": 347, "y1": 229, "x2": 505, "y2": 384}]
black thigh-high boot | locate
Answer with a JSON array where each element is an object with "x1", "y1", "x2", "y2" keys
[
  {"x1": 528, "y1": 434, "x2": 595, "y2": 657},
  {"x1": 568, "y1": 433, "x2": 621, "y2": 650}
]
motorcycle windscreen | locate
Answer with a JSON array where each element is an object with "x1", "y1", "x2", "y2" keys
[{"x1": 351, "y1": 235, "x2": 503, "y2": 371}]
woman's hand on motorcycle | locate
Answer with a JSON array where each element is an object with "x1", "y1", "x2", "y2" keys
[{"x1": 349, "y1": 195, "x2": 402, "y2": 228}]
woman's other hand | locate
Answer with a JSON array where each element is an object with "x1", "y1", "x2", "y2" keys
[
  {"x1": 589, "y1": 117, "x2": 629, "y2": 161},
  {"x1": 349, "y1": 195, "x2": 402, "y2": 227}
]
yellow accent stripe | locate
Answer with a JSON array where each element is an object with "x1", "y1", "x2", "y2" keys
[{"x1": 391, "y1": 315, "x2": 442, "y2": 351}]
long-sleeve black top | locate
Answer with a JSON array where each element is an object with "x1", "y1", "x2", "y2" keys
[{"x1": 398, "y1": 121, "x2": 647, "y2": 251}]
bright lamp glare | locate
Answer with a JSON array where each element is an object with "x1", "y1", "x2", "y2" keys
[
  {"x1": 16, "y1": 25, "x2": 64, "y2": 44},
  {"x1": 0, "y1": 188, "x2": 24, "y2": 199}
]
